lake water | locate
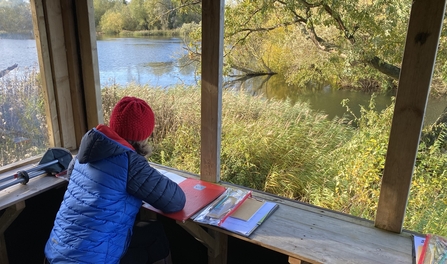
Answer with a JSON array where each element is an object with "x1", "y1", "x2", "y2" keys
[
  {"x1": 97, "y1": 36, "x2": 199, "y2": 87},
  {"x1": 2, "y1": 36, "x2": 446, "y2": 124}
]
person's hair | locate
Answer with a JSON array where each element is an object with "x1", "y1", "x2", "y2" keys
[{"x1": 128, "y1": 139, "x2": 152, "y2": 157}]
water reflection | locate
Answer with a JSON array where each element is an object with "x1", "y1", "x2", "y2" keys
[
  {"x1": 226, "y1": 74, "x2": 395, "y2": 120},
  {"x1": 96, "y1": 36, "x2": 199, "y2": 87},
  {"x1": 226, "y1": 74, "x2": 447, "y2": 126},
  {"x1": 2, "y1": 36, "x2": 446, "y2": 126}
]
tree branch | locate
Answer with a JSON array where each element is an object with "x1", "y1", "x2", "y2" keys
[
  {"x1": 229, "y1": 65, "x2": 276, "y2": 76},
  {"x1": 367, "y1": 56, "x2": 400, "y2": 80},
  {"x1": 0, "y1": 64, "x2": 18, "y2": 78}
]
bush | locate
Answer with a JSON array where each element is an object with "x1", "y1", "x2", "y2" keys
[{"x1": 305, "y1": 96, "x2": 393, "y2": 220}]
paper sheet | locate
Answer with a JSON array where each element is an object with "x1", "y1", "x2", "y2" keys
[{"x1": 158, "y1": 169, "x2": 187, "y2": 184}]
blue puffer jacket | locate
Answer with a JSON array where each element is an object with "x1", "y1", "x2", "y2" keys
[{"x1": 44, "y1": 127, "x2": 186, "y2": 264}]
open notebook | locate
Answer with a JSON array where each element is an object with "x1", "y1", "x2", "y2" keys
[
  {"x1": 193, "y1": 189, "x2": 279, "y2": 237},
  {"x1": 142, "y1": 169, "x2": 226, "y2": 222}
]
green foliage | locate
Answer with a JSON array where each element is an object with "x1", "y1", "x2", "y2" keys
[
  {"x1": 119, "y1": 29, "x2": 181, "y2": 37},
  {"x1": 95, "y1": 0, "x2": 201, "y2": 34},
  {"x1": 101, "y1": 84, "x2": 353, "y2": 198},
  {"x1": 128, "y1": 0, "x2": 150, "y2": 30},
  {"x1": 94, "y1": 0, "x2": 121, "y2": 30},
  {"x1": 221, "y1": 91, "x2": 351, "y2": 197},
  {"x1": 100, "y1": 85, "x2": 447, "y2": 236},
  {"x1": 0, "y1": 0, "x2": 33, "y2": 34},
  {"x1": 100, "y1": 9, "x2": 126, "y2": 34},
  {"x1": 407, "y1": 124, "x2": 447, "y2": 235},
  {"x1": 199, "y1": 0, "x2": 447, "y2": 94},
  {"x1": 305, "y1": 95, "x2": 394, "y2": 220}
]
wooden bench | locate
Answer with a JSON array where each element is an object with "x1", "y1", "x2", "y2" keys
[
  {"x1": 149, "y1": 164, "x2": 415, "y2": 264},
  {"x1": 0, "y1": 161, "x2": 415, "y2": 264}
]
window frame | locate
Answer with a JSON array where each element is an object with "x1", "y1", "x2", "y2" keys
[{"x1": 1, "y1": 0, "x2": 443, "y2": 234}]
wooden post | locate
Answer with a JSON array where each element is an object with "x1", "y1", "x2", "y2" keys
[
  {"x1": 44, "y1": 0, "x2": 77, "y2": 149},
  {"x1": 200, "y1": 0, "x2": 224, "y2": 184},
  {"x1": 30, "y1": 0, "x2": 61, "y2": 147},
  {"x1": 74, "y1": 0, "x2": 103, "y2": 130},
  {"x1": 207, "y1": 229, "x2": 228, "y2": 264},
  {"x1": 60, "y1": 0, "x2": 88, "y2": 145},
  {"x1": 375, "y1": 0, "x2": 447, "y2": 232}
]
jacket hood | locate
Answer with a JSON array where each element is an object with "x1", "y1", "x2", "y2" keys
[{"x1": 77, "y1": 127, "x2": 134, "y2": 164}]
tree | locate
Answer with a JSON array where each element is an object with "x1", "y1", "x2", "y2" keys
[
  {"x1": 100, "y1": 9, "x2": 125, "y2": 34},
  {"x1": 128, "y1": 0, "x2": 149, "y2": 30},
  {"x1": 0, "y1": 0, "x2": 33, "y2": 34},
  {"x1": 143, "y1": 0, "x2": 201, "y2": 30},
  {"x1": 94, "y1": 0, "x2": 121, "y2": 30},
  {"x1": 222, "y1": 0, "x2": 415, "y2": 90}
]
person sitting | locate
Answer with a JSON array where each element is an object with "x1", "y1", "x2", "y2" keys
[{"x1": 44, "y1": 96, "x2": 186, "y2": 264}]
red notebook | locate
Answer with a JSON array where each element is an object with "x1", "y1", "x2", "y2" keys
[{"x1": 143, "y1": 177, "x2": 226, "y2": 222}]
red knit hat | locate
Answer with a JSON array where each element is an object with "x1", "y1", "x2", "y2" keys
[{"x1": 109, "y1": 96, "x2": 155, "y2": 141}]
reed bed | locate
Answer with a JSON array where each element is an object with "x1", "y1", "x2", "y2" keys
[
  {"x1": 0, "y1": 68, "x2": 48, "y2": 166},
  {"x1": 2, "y1": 76, "x2": 447, "y2": 236}
]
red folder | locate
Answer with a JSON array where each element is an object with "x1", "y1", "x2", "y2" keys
[{"x1": 143, "y1": 178, "x2": 226, "y2": 222}]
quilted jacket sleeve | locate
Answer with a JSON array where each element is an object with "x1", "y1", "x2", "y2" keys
[{"x1": 126, "y1": 152, "x2": 186, "y2": 213}]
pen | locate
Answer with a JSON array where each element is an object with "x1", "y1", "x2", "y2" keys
[{"x1": 210, "y1": 191, "x2": 230, "y2": 211}]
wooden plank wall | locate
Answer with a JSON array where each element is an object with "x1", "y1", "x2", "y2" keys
[{"x1": 376, "y1": 0, "x2": 447, "y2": 232}]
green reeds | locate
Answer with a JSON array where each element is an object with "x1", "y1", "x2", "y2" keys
[{"x1": 3, "y1": 77, "x2": 447, "y2": 236}]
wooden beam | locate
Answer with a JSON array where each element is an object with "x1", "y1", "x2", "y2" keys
[
  {"x1": 30, "y1": 0, "x2": 61, "y2": 147},
  {"x1": 44, "y1": 0, "x2": 76, "y2": 149},
  {"x1": 177, "y1": 221, "x2": 219, "y2": 257},
  {"x1": 288, "y1": 257, "x2": 303, "y2": 264},
  {"x1": 177, "y1": 221, "x2": 228, "y2": 263},
  {"x1": 74, "y1": 0, "x2": 103, "y2": 129},
  {"x1": 60, "y1": 0, "x2": 88, "y2": 146},
  {"x1": 375, "y1": 0, "x2": 447, "y2": 232},
  {"x1": 207, "y1": 229, "x2": 227, "y2": 264},
  {"x1": 201, "y1": 0, "x2": 224, "y2": 183}
]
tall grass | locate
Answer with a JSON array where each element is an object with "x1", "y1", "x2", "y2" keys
[
  {"x1": 101, "y1": 84, "x2": 447, "y2": 236},
  {"x1": 0, "y1": 69, "x2": 49, "y2": 166},
  {"x1": 101, "y1": 84, "x2": 352, "y2": 198},
  {"x1": 2, "y1": 76, "x2": 447, "y2": 236},
  {"x1": 306, "y1": 97, "x2": 394, "y2": 219}
]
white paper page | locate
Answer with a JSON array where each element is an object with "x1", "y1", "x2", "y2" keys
[{"x1": 157, "y1": 169, "x2": 187, "y2": 184}]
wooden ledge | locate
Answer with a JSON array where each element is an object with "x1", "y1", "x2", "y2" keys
[
  {"x1": 0, "y1": 161, "x2": 68, "y2": 211},
  {"x1": 149, "y1": 163, "x2": 414, "y2": 264}
]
